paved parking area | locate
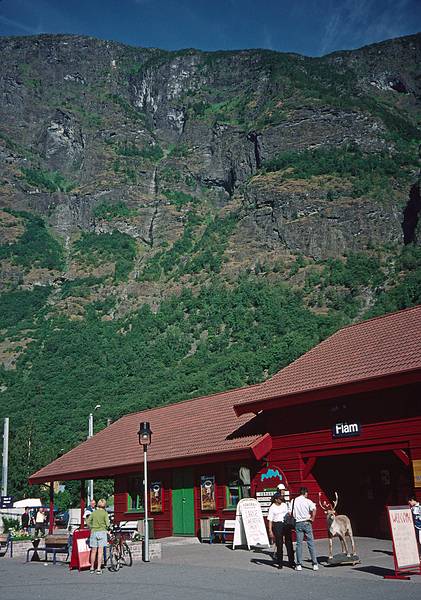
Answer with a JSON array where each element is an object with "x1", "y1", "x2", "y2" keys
[{"x1": 1, "y1": 537, "x2": 419, "y2": 600}]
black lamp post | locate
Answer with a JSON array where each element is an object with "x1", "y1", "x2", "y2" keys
[{"x1": 137, "y1": 422, "x2": 152, "y2": 562}]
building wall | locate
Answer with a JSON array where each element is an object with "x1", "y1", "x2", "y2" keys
[
  {"x1": 114, "y1": 460, "x2": 259, "y2": 539},
  {"x1": 113, "y1": 383, "x2": 420, "y2": 541},
  {"x1": 261, "y1": 382, "x2": 421, "y2": 539}
]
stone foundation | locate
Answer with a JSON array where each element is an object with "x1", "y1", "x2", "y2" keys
[
  {"x1": 128, "y1": 541, "x2": 162, "y2": 561},
  {"x1": 7, "y1": 539, "x2": 162, "y2": 561}
]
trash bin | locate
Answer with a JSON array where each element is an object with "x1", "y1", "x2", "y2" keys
[
  {"x1": 200, "y1": 517, "x2": 219, "y2": 542},
  {"x1": 136, "y1": 518, "x2": 154, "y2": 539}
]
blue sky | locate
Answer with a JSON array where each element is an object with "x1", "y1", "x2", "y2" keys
[{"x1": 0, "y1": 0, "x2": 420, "y2": 56}]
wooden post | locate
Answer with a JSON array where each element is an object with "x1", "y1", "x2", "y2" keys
[
  {"x1": 80, "y1": 480, "x2": 86, "y2": 529},
  {"x1": 49, "y1": 482, "x2": 54, "y2": 534}
]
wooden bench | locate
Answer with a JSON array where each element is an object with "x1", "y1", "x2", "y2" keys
[
  {"x1": 26, "y1": 534, "x2": 70, "y2": 564},
  {"x1": 209, "y1": 520, "x2": 236, "y2": 544},
  {"x1": 0, "y1": 533, "x2": 13, "y2": 558}
]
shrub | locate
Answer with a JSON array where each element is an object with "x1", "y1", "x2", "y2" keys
[
  {"x1": 162, "y1": 190, "x2": 198, "y2": 210},
  {"x1": 0, "y1": 210, "x2": 64, "y2": 271},
  {"x1": 93, "y1": 201, "x2": 135, "y2": 221},
  {"x1": 73, "y1": 231, "x2": 137, "y2": 282},
  {"x1": 2, "y1": 517, "x2": 20, "y2": 532},
  {"x1": 0, "y1": 286, "x2": 50, "y2": 329},
  {"x1": 21, "y1": 167, "x2": 75, "y2": 193}
]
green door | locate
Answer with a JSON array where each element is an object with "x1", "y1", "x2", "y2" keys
[{"x1": 172, "y1": 468, "x2": 195, "y2": 535}]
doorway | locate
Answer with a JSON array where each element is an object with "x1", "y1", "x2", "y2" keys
[
  {"x1": 312, "y1": 450, "x2": 411, "y2": 538},
  {"x1": 172, "y1": 468, "x2": 195, "y2": 536}
]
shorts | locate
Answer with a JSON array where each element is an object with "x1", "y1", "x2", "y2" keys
[{"x1": 89, "y1": 531, "x2": 108, "y2": 548}]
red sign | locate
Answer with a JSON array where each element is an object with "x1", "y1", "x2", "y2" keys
[
  {"x1": 69, "y1": 528, "x2": 91, "y2": 571},
  {"x1": 251, "y1": 464, "x2": 289, "y2": 495}
]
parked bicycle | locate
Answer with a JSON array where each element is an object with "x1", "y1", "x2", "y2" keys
[{"x1": 107, "y1": 524, "x2": 132, "y2": 571}]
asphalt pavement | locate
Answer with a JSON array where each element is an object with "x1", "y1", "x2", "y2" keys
[{"x1": 1, "y1": 536, "x2": 420, "y2": 600}]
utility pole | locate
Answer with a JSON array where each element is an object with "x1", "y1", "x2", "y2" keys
[
  {"x1": 1, "y1": 417, "x2": 9, "y2": 497},
  {"x1": 87, "y1": 405, "x2": 101, "y2": 504},
  {"x1": 87, "y1": 412, "x2": 93, "y2": 504}
]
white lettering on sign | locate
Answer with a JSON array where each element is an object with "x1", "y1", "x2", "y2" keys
[
  {"x1": 387, "y1": 506, "x2": 420, "y2": 571},
  {"x1": 332, "y1": 422, "x2": 361, "y2": 438}
]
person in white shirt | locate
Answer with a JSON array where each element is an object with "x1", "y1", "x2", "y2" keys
[
  {"x1": 84, "y1": 499, "x2": 96, "y2": 525},
  {"x1": 267, "y1": 492, "x2": 296, "y2": 569},
  {"x1": 408, "y1": 495, "x2": 421, "y2": 554},
  {"x1": 34, "y1": 507, "x2": 46, "y2": 537},
  {"x1": 292, "y1": 487, "x2": 319, "y2": 571}
]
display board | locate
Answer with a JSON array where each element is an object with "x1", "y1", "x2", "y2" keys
[
  {"x1": 256, "y1": 491, "x2": 275, "y2": 516},
  {"x1": 69, "y1": 528, "x2": 91, "y2": 571},
  {"x1": 233, "y1": 498, "x2": 270, "y2": 550},
  {"x1": 386, "y1": 506, "x2": 420, "y2": 577}
]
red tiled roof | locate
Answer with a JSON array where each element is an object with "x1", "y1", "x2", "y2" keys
[
  {"x1": 235, "y1": 305, "x2": 421, "y2": 415},
  {"x1": 30, "y1": 306, "x2": 421, "y2": 483},
  {"x1": 29, "y1": 383, "x2": 264, "y2": 483}
]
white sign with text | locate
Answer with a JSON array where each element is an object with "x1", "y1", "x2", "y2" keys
[
  {"x1": 387, "y1": 506, "x2": 420, "y2": 571},
  {"x1": 233, "y1": 498, "x2": 270, "y2": 550}
]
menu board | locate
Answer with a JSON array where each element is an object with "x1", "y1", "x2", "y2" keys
[
  {"x1": 233, "y1": 498, "x2": 270, "y2": 550},
  {"x1": 387, "y1": 506, "x2": 420, "y2": 572}
]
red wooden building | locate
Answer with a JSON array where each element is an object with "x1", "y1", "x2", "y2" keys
[{"x1": 30, "y1": 306, "x2": 421, "y2": 539}]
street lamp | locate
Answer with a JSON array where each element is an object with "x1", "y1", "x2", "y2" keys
[
  {"x1": 137, "y1": 421, "x2": 152, "y2": 562},
  {"x1": 87, "y1": 405, "x2": 101, "y2": 504}
]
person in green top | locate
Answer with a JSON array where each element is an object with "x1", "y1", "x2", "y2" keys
[{"x1": 87, "y1": 498, "x2": 110, "y2": 574}]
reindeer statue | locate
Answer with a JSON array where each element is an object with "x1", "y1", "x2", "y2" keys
[{"x1": 319, "y1": 492, "x2": 356, "y2": 560}]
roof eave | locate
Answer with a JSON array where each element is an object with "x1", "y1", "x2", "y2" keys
[
  {"x1": 29, "y1": 437, "x2": 269, "y2": 484},
  {"x1": 234, "y1": 368, "x2": 421, "y2": 416}
]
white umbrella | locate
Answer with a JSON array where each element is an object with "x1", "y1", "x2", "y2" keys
[{"x1": 13, "y1": 498, "x2": 42, "y2": 508}]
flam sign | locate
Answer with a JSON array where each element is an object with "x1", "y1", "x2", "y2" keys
[{"x1": 332, "y1": 422, "x2": 361, "y2": 438}]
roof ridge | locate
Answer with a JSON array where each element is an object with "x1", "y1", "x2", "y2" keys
[
  {"x1": 332, "y1": 304, "x2": 421, "y2": 333},
  {"x1": 261, "y1": 304, "x2": 421, "y2": 386}
]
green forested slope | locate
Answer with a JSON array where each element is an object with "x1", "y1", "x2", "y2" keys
[{"x1": 0, "y1": 33, "x2": 421, "y2": 502}]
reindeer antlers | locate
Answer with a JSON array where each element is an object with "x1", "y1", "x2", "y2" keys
[
  {"x1": 318, "y1": 492, "x2": 332, "y2": 511},
  {"x1": 318, "y1": 491, "x2": 339, "y2": 512}
]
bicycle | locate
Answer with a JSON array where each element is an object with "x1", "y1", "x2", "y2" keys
[{"x1": 107, "y1": 524, "x2": 133, "y2": 571}]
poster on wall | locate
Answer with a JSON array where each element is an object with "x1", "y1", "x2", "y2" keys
[
  {"x1": 412, "y1": 460, "x2": 421, "y2": 488},
  {"x1": 150, "y1": 481, "x2": 163, "y2": 513},
  {"x1": 200, "y1": 475, "x2": 216, "y2": 511}
]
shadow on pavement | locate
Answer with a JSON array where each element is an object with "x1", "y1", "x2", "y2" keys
[
  {"x1": 353, "y1": 565, "x2": 395, "y2": 578},
  {"x1": 372, "y1": 549, "x2": 393, "y2": 556},
  {"x1": 250, "y1": 558, "x2": 277, "y2": 568}
]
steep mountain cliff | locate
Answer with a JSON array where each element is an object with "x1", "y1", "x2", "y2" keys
[{"x1": 0, "y1": 33, "x2": 420, "y2": 498}]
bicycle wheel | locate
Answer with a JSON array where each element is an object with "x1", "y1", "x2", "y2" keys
[
  {"x1": 110, "y1": 544, "x2": 121, "y2": 571},
  {"x1": 121, "y1": 542, "x2": 132, "y2": 567}
]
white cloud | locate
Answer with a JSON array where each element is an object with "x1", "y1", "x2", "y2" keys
[
  {"x1": 0, "y1": 14, "x2": 38, "y2": 34},
  {"x1": 318, "y1": 0, "x2": 414, "y2": 56}
]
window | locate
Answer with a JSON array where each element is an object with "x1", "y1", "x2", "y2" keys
[
  {"x1": 127, "y1": 477, "x2": 144, "y2": 512},
  {"x1": 225, "y1": 466, "x2": 251, "y2": 509}
]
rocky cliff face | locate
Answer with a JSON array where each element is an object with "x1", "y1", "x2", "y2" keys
[
  {"x1": 0, "y1": 32, "x2": 420, "y2": 304},
  {"x1": 1, "y1": 34, "x2": 421, "y2": 493}
]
